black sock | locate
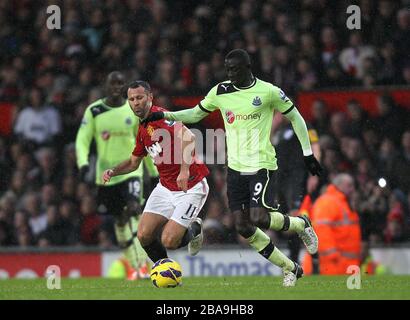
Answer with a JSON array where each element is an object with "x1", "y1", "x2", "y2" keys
[
  {"x1": 142, "y1": 239, "x2": 168, "y2": 263},
  {"x1": 177, "y1": 221, "x2": 201, "y2": 248},
  {"x1": 197, "y1": 210, "x2": 206, "y2": 220},
  {"x1": 288, "y1": 233, "x2": 301, "y2": 262},
  {"x1": 312, "y1": 252, "x2": 320, "y2": 274},
  {"x1": 191, "y1": 221, "x2": 201, "y2": 236}
]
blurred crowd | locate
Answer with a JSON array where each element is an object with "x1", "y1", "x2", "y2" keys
[{"x1": 0, "y1": 0, "x2": 409, "y2": 248}]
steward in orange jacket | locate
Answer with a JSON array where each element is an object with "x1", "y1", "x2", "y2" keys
[{"x1": 311, "y1": 174, "x2": 361, "y2": 274}]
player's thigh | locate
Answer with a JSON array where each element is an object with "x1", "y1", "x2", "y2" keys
[
  {"x1": 144, "y1": 183, "x2": 174, "y2": 218},
  {"x1": 138, "y1": 211, "x2": 168, "y2": 241},
  {"x1": 226, "y1": 168, "x2": 250, "y2": 212},
  {"x1": 172, "y1": 178, "x2": 209, "y2": 228},
  {"x1": 139, "y1": 184, "x2": 174, "y2": 243}
]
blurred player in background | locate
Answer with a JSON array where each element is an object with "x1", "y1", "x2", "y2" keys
[
  {"x1": 142, "y1": 49, "x2": 322, "y2": 286},
  {"x1": 76, "y1": 72, "x2": 158, "y2": 279},
  {"x1": 272, "y1": 113, "x2": 321, "y2": 273},
  {"x1": 103, "y1": 80, "x2": 209, "y2": 263}
]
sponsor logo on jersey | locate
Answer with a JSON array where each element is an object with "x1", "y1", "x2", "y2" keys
[
  {"x1": 226, "y1": 111, "x2": 235, "y2": 124},
  {"x1": 225, "y1": 111, "x2": 261, "y2": 124},
  {"x1": 145, "y1": 141, "x2": 162, "y2": 158},
  {"x1": 101, "y1": 130, "x2": 110, "y2": 140},
  {"x1": 252, "y1": 96, "x2": 262, "y2": 107}
]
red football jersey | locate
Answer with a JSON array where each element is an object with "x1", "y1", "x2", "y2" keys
[{"x1": 132, "y1": 105, "x2": 209, "y2": 191}]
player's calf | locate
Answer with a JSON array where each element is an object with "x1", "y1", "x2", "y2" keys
[{"x1": 141, "y1": 239, "x2": 168, "y2": 263}]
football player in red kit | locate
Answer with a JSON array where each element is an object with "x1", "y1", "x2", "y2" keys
[{"x1": 103, "y1": 81, "x2": 209, "y2": 263}]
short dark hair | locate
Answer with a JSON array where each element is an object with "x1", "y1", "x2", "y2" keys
[
  {"x1": 128, "y1": 80, "x2": 151, "y2": 92},
  {"x1": 225, "y1": 49, "x2": 251, "y2": 66},
  {"x1": 123, "y1": 80, "x2": 151, "y2": 97}
]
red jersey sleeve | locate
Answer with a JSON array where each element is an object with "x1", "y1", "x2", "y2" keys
[{"x1": 132, "y1": 126, "x2": 147, "y2": 157}]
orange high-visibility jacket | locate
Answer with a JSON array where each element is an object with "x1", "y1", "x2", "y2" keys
[{"x1": 311, "y1": 185, "x2": 361, "y2": 275}]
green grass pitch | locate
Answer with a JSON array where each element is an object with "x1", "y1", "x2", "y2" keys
[{"x1": 1, "y1": 275, "x2": 409, "y2": 300}]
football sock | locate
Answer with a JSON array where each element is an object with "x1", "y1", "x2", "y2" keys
[
  {"x1": 142, "y1": 239, "x2": 168, "y2": 263},
  {"x1": 247, "y1": 227, "x2": 295, "y2": 272},
  {"x1": 177, "y1": 221, "x2": 201, "y2": 248},
  {"x1": 288, "y1": 233, "x2": 302, "y2": 262},
  {"x1": 269, "y1": 211, "x2": 305, "y2": 233},
  {"x1": 311, "y1": 252, "x2": 320, "y2": 274},
  {"x1": 114, "y1": 216, "x2": 148, "y2": 269}
]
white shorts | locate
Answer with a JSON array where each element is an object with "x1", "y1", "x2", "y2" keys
[{"x1": 143, "y1": 178, "x2": 209, "y2": 228}]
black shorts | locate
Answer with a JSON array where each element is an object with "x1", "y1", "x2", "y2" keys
[
  {"x1": 97, "y1": 177, "x2": 142, "y2": 216},
  {"x1": 227, "y1": 168, "x2": 278, "y2": 212}
]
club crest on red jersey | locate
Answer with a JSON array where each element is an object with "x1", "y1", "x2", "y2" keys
[{"x1": 147, "y1": 125, "x2": 155, "y2": 137}]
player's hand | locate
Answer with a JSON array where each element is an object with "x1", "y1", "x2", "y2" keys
[
  {"x1": 177, "y1": 170, "x2": 189, "y2": 193},
  {"x1": 102, "y1": 169, "x2": 114, "y2": 184},
  {"x1": 140, "y1": 111, "x2": 164, "y2": 125},
  {"x1": 79, "y1": 165, "x2": 89, "y2": 182},
  {"x1": 304, "y1": 155, "x2": 323, "y2": 176}
]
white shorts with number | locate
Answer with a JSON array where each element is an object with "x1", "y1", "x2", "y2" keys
[{"x1": 143, "y1": 178, "x2": 209, "y2": 228}]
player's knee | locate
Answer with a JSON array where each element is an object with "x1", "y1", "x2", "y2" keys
[
  {"x1": 249, "y1": 215, "x2": 268, "y2": 228},
  {"x1": 249, "y1": 208, "x2": 269, "y2": 229},
  {"x1": 161, "y1": 232, "x2": 180, "y2": 250},
  {"x1": 235, "y1": 219, "x2": 254, "y2": 238},
  {"x1": 137, "y1": 229, "x2": 153, "y2": 247}
]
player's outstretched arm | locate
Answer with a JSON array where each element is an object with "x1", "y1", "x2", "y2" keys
[
  {"x1": 102, "y1": 155, "x2": 143, "y2": 184},
  {"x1": 141, "y1": 105, "x2": 209, "y2": 125},
  {"x1": 283, "y1": 107, "x2": 323, "y2": 176}
]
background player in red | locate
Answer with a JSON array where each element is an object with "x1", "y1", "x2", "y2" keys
[{"x1": 102, "y1": 81, "x2": 209, "y2": 263}]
